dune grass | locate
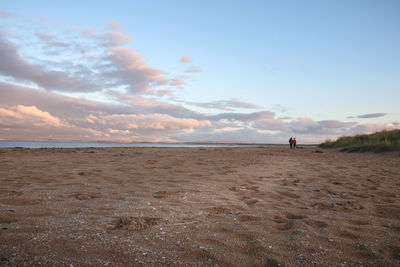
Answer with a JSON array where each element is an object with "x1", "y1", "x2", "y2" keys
[{"x1": 319, "y1": 129, "x2": 400, "y2": 152}]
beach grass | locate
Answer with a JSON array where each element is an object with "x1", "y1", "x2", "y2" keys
[{"x1": 319, "y1": 129, "x2": 400, "y2": 152}]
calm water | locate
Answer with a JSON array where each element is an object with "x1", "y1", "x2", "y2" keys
[{"x1": 0, "y1": 140, "x2": 253, "y2": 148}]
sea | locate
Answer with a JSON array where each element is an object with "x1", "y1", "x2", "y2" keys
[{"x1": 0, "y1": 140, "x2": 255, "y2": 149}]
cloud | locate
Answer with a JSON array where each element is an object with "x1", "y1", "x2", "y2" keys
[
  {"x1": 180, "y1": 56, "x2": 192, "y2": 63},
  {"x1": 110, "y1": 91, "x2": 191, "y2": 114},
  {"x1": 103, "y1": 47, "x2": 171, "y2": 93},
  {"x1": 352, "y1": 113, "x2": 387, "y2": 119},
  {"x1": 170, "y1": 78, "x2": 184, "y2": 87},
  {"x1": 0, "y1": 105, "x2": 64, "y2": 127},
  {"x1": 0, "y1": 10, "x2": 13, "y2": 18},
  {"x1": 350, "y1": 122, "x2": 400, "y2": 133},
  {"x1": 109, "y1": 21, "x2": 122, "y2": 31},
  {"x1": 36, "y1": 32, "x2": 56, "y2": 41},
  {"x1": 124, "y1": 113, "x2": 212, "y2": 130},
  {"x1": 156, "y1": 89, "x2": 175, "y2": 97},
  {"x1": 15, "y1": 105, "x2": 63, "y2": 126},
  {"x1": 185, "y1": 66, "x2": 202, "y2": 73},
  {"x1": 108, "y1": 91, "x2": 210, "y2": 121},
  {"x1": 0, "y1": 36, "x2": 99, "y2": 92},
  {"x1": 214, "y1": 111, "x2": 274, "y2": 121},
  {"x1": 82, "y1": 26, "x2": 96, "y2": 37},
  {"x1": 36, "y1": 33, "x2": 70, "y2": 48},
  {"x1": 317, "y1": 120, "x2": 356, "y2": 128},
  {"x1": 179, "y1": 56, "x2": 202, "y2": 73},
  {"x1": 100, "y1": 31, "x2": 131, "y2": 47},
  {"x1": 1, "y1": 18, "x2": 185, "y2": 97},
  {"x1": 284, "y1": 118, "x2": 358, "y2": 136},
  {"x1": 174, "y1": 115, "x2": 368, "y2": 144},
  {"x1": 0, "y1": 82, "x2": 211, "y2": 141},
  {"x1": 46, "y1": 40, "x2": 70, "y2": 48},
  {"x1": 0, "y1": 81, "x2": 126, "y2": 120},
  {"x1": 184, "y1": 98, "x2": 261, "y2": 111},
  {"x1": 79, "y1": 112, "x2": 212, "y2": 131},
  {"x1": 0, "y1": 81, "x2": 397, "y2": 143},
  {"x1": 0, "y1": 14, "x2": 396, "y2": 144}
]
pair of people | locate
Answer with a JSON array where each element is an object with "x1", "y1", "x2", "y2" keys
[{"x1": 289, "y1": 137, "x2": 296, "y2": 149}]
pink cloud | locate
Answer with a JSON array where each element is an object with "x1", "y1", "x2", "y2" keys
[
  {"x1": 105, "y1": 47, "x2": 169, "y2": 93},
  {"x1": 0, "y1": 107, "x2": 23, "y2": 119},
  {"x1": 0, "y1": 105, "x2": 63, "y2": 127},
  {"x1": 108, "y1": 128, "x2": 130, "y2": 135},
  {"x1": 109, "y1": 21, "x2": 122, "y2": 31},
  {"x1": 123, "y1": 113, "x2": 212, "y2": 130},
  {"x1": 17, "y1": 105, "x2": 63, "y2": 126},
  {"x1": 0, "y1": 11, "x2": 12, "y2": 18},
  {"x1": 109, "y1": 47, "x2": 159, "y2": 71},
  {"x1": 156, "y1": 89, "x2": 175, "y2": 97},
  {"x1": 112, "y1": 93, "x2": 175, "y2": 109},
  {"x1": 102, "y1": 31, "x2": 131, "y2": 46},
  {"x1": 1, "y1": 20, "x2": 184, "y2": 97},
  {"x1": 352, "y1": 122, "x2": 400, "y2": 133},
  {"x1": 170, "y1": 78, "x2": 184, "y2": 87},
  {"x1": 180, "y1": 56, "x2": 192, "y2": 63}
]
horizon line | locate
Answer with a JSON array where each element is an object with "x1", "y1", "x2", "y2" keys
[{"x1": 0, "y1": 138, "x2": 320, "y2": 145}]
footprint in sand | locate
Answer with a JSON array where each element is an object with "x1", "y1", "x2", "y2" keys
[
  {"x1": 71, "y1": 192, "x2": 101, "y2": 200},
  {"x1": 284, "y1": 212, "x2": 305, "y2": 220},
  {"x1": 272, "y1": 215, "x2": 294, "y2": 231},
  {"x1": 106, "y1": 216, "x2": 161, "y2": 231},
  {"x1": 244, "y1": 199, "x2": 259, "y2": 206},
  {"x1": 152, "y1": 190, "x2": 167, "y2": 198},
  {"x1": 206, "y1": 206, "x2": 233, "y2": 216},
  {"x1": 228, "y1": 186, "x2": 240, "y2": 192},
  {"x1": 305, "y1": 219, "x2": 328, "y2": 228},
  {"x1": 277, "y1": 190, "x2": 300, "y2": 199},
  {"x1": 347, "y1": 219, "x2": 370, "y2": 226},
  {"x1": 152, "y1": 190, "x2": 181, "y2": 199},
  {"x1": 338, "y1": 230, "x2": 360, "y2": 240},
  {"x1": 238, "y1": 215, "x2": 261, "y2": 222},
  {"x1": 312, "y1": 201, "x2": 364, "y2": 211}
]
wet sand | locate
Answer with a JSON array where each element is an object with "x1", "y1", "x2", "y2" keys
[{"x1": 0, "y1": 146, "x2": 399, "y2": 266}]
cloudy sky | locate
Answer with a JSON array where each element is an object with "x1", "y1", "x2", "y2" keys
[{"x1": 0, "y1": 0, "x2": 399, "y2": 143}]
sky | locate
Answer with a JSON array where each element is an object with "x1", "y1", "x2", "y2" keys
[{"x1": 0, "y1": 0, "x2": 399, "y2": 144}]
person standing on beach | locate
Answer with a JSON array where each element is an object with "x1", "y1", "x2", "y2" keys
[
  {"x1": 293, "y1": 138, "x2": 297, "y2": 149},
  {"x1": 289, "y1": 137, "x2": 293, "y2": 149}
]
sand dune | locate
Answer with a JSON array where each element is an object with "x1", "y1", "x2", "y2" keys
[{"x1": 0, "y1": 146, "x2": 399, "y2": 266}]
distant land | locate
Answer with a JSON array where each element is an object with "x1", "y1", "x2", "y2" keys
[{"x1": 0, "y1": 138, "x2": 268, "y2": 146}]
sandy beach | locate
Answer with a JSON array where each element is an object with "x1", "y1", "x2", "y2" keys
[{"x1": 0, "y1": 146, "x2": 399, "y2": 266}]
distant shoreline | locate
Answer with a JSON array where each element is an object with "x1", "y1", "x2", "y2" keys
[
  {"x1": 0, "y1": 140, "x2": 263, "y2": 149},
  {"x1": 0, "y1": 139, "x2": 320, "y2": 146},
  {"x1": 0, "y1": 139, "x2": 258, "y2": 145},
  {"x1": 0, "y1": 140, "x2": 319, "y2": 149}
]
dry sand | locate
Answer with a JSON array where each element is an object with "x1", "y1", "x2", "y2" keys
[{"x1": 0, "y1": 146, "x2": 399, "y2": 266}]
